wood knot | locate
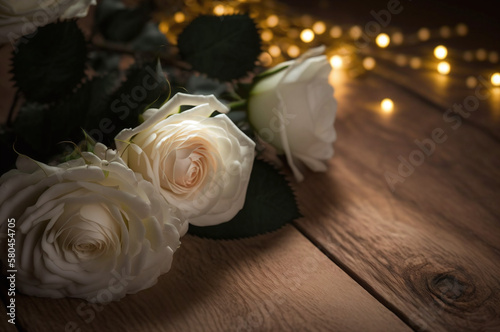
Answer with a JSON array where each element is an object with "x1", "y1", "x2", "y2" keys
[{"x1": 428, "y1": 272, "x2": 471, "y2": 304}]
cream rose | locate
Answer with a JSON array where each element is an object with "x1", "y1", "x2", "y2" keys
[
  {"x1": 115, "y1": 93, "x2": 255, "y2": 227},
  {"x1": 248, "y1": 46, "x2": 337, "y2": 181},
  {"x1": 0, "y1": 143, "x2": 185, "y2": 302},
  {"x1": 0, "y1": 0, "x2": 96, "y2": 44}
]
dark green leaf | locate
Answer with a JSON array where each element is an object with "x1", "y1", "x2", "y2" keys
[
  {"x1": 11, "y1": 21, "x2": 87, "y2": 103},
  {"x1": 131, "y1": 22, "x2": 168, "y2": 53},
  {"x1": 189, "y1": 159, "x2": 301, "y2": 239},
  {"x1": 0, "y1": 125, "x2": 17, "y2": 174},
  {"x1": 90, "y1": 61, "x2": 169, "y2": 145},
  {"x1": 95, "y1": 0, "x2": 150, "y2": 43},
  {"x1": 178, "y1": 14, "x2": 261, "y2": 81}
]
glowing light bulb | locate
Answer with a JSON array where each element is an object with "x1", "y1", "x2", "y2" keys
[
  {"x1": 381, "y1": 98, "x2": 394, "y2": 113},
  {"x1": 456, "y1": 23, "x2": 468, "y2": 36},
  {"x1": 329, "y1": 55, "x2": 343, "y2": 69},
  {"x1": 363, "y1": 57, "x2": 376, "y2": 70},
  {"x1": 375, "y1": 33, "x2": 390, "y2": 48},
  {"x1": 213, "y1": 4, "x2": 225, "y2": 15},
  {"x1": 418, "y1": 28, "x2": 430, "y2": 41},
  {"x1": 312, "y1": 21, "x2": 326, "y2": 34},
  {"x1": 409, "y1": 57, "x2": 421, "y2": 69},
  {"x1": 434, "y1": 45, "x2": 448, "y2": 59},
  {"x1": 268, "y1": 45, "x2": 281, "y2": 57},
  {"x1": 392, "y1": 32, "x2": 403, "y2": 45},
  {"x1": 174, "y1": 12, "x2": 185, "y2": 23},
  {"x1": 437, "y1": 61, "x2": 450, "y2": 75},
  {"x1": 491, "y1": 73, "x2": 500, "y2": 86},
  {"x1": 159, "y1": 21, "x2": 169, "y2": 34},
  {"x1": 261, "y1": 30, "x2": 273, "y2": 42},
  {"x1": 287, "y1": 45, "x2": 300, "y2": 58},
  {"x1": 300, "y1": 29, "x2": 315, "y2": 43},
  {"x1": 266, "y1": 15, "x2": 279, "y2": 28},
  {"x1": 330, "y1": 26, "x2": 342, "y2": 38},
  {"x1": 349, "y1": 25, "x2": 362, "y2": 39}
]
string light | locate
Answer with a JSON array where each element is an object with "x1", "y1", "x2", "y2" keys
[
  {"x1": 439, "y1": 26, "x2": 451, "y2": 38},
  {"x1": 329, "y1": 55, "x2": 343, "y2": 69},
  {"x1": 287, "y1": 45, "x2": 300, "y2": 58},
  {"x1": 266, "y1": 14, "x2": 279, "y2": 28},
  {"x1": 300, "y1": 29, "x2": 315, "y2": 43},
  {"x1": 268, "y1": 45, "x2": 281, "y2": 57},
  {"x1": 395, "y1": 55, "x2": 407, "y2": 67},
  {"x1": 330, "y1": 26, "x2": 342, "y2": 38},
  {"x1": 417, "y1": 28, "x2": 430, "y2": 41},
  {"x1": 476, "y1": 49, "x2": 487, "y2": 61},
  {"x1": 456, "y1": 23, "x2": 468, "y2": 36},
  {"x1": 434, "y1": 45, "x2": 448, "y2": 59},
  {"x1": 409, "y1": 57, "x2": 421, "y2": 69},
  {"x1": 159, "y1": 21, "x2": 169, "y2": 34},
  {"x1": 375, "y1": 33, "x2": 390, "y2": 48},
  {"x1": 437, "y1": 61, "x2": 450, "y2": 75},
  {"x1": 261, "y1": 30, "x2": 273, "y2": 42},
  {"x1": 392, "y1": 32, "x2": 404, "y2": 45},
  {"x1": 312, "y1": 21, "x2": 326, "y2": 34},
  {"x1": 349, "y1": 26, "x2": 362, "y2": 39},
  {"x1": 174, "y1": 12, "x2": 185, "y2": 23},
  {"x1": 381, "y1": 98, "x2": 394, "y2": 113},
  {"x1": 362, "y1": 57, "x2": 376, "y2": 70},
  {"x1": 259, "y1": 52, "x2": 273, "y2": 66},
  {"x1": 466, "y1": 76, "x2": 478, "y2": 88},
  {"x1": 489, "y1": 51, "x2": 499, "y2": 63},
  {"x1": 491, "y1": 73, "x2": 500, "y2": 86}
]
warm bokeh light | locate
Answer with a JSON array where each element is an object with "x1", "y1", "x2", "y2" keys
[
  {"x1": 375, "y1": 33, "x2": 390, "y2": 48},
  {"x1": 466, "y1": 76, "x2": 478, "y2": 88},
  {"x1": 381, "y1": 98, "x2": 394, "y2": 113},
  {"x1": 439, "y1": 26, "x2": 451, "y2": 38},
  {"x1": 330, "y1": 26, "x2": 342, "y2": 38},
  {"x1": 434, "y1": 45, "x2": 448, "y2": 59},
  {"x1": 456, "y1": 23, "x2": 468, "y2": 36},
  {"x1": 174, "y1": 12, "x2": 185, "y2": 23},
  {"x1": 287, "y1": 45, "x2": 300, "y2": 58},
  {"x1": 417, "y1": 28, "x2": 430, "y2": 41},
  {"x1": 268, "y1": 45, "x2": 281, "y2": 57},
  {"x1": 159, "y1": 21, "x2": 169, "y2": 34},
  {"x1": 463, "y1": 51, "x2": 473, "y2": 62},
  {"x1": 476, "y1": 48, "x2": 487, "y2": 61},
  {"x1": 489, "y1": 51, "x2": 499, "y2": 63},
  {"x1": 261, "y1": 30, "x2": 273, "y2": 42},
  {"x1": 266, "y1": 14, "x2": 279, "y2": 28},
  {"x1": 259, "y1": 52, "x2": 273, "y2": 67},
  {"x1": 409, "y1": 57, "x2": 422, "y2": 69},
  {"x1": 287, "y1": 29, "x2": 299, "y2": 39},
  {"x1": 392, "y1": 32, "x2": 403, "y2": 45},
  {"x1": 437, "y1": 61, "x2": 450, "y2": 75},
  {"x1": 213, "y1": 4, "x2": 224, "y2": 16},
  {"x1": 300, "y1": 29, "x2": 315, "y2": 43},
  {"x1": 349, "y1": 26, "x2": 362, "y2": 39},
  {"x1": 329, "y1": 55, "x2": 343, "y2": 69},
  {"x1": 312, "y1": 21, "x2": 326, "y2": 35},
  {"x1": 362, "y1": 57, "x2": 376, "y2": 70},
  {"x1": 395, "y1": 55, "x2": 407, "y2": 67},
  {"x1": 491, "y1": 73, "x2": 500, "y2": 86}
]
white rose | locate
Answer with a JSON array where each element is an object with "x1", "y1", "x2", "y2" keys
[
  {"x1": 115, "y1": 93, "x2": 256, "y2": 227},
  {"x1": 248, "y1": 46, "x2": 337, "y2": 181},
  {"x1": 0, "y1": 0, "x2": 96, "y2": 44},
  {"x1": 0, "y1": 143, "x2": 185, "y2": 302}
]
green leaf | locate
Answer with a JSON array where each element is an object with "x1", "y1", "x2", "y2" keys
[
  {"x1": 95, "y1": 0, "x2": 150, "y2": 43},
  {"x1": 178, "y1": 14, "x2": 261, "y2": 81},
  {"x1": 188, "y1": 159, "x2": 301, "y2": 239},
  {"x1": 90, "y1": 60, "x2": 169, "y2": 145},
  {"x1": 11, "y1": 21, "x2": 87, "y2": 103}
]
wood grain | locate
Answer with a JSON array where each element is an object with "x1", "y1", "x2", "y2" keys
[
  {"x1": 6, "y1": 226, "x2": 410, "y2": 332},
  {"x1": 294, "y1": 71, "x2": 500, "y2": 332}
]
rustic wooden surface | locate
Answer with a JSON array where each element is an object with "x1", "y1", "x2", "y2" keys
[{"x1": 2, "y1": 1, "x2": 500, "y2": 331}]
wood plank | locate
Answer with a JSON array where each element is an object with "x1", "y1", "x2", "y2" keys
[
  {"x1": 294, "y1": 71, "x2": 500, "y2": 331},
  {"x1": 11, "y1": 226, "x2": 411, "y2": 332}
]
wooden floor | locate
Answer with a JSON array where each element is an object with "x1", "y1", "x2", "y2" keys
[{"x1": 2, "y1": 2, "x2": 500, "y2": 332}]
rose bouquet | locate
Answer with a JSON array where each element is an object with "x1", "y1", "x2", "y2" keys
[{"x1": 0, "y1": 0, "x2": 337, "y2": 302}]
